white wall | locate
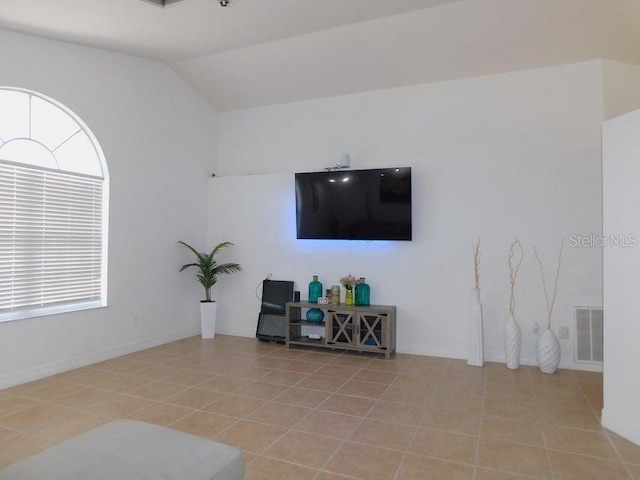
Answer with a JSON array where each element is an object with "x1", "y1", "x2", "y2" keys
[
  {"x1": 603, "y1": 61, "x2": 640, "y2": 120},
  {"x1": 602, "y1": 108, "x2": 640, "y2": 445},
  {"x1": 210, "y1": 61, "x2": 605, "y2": 370},
  {"x1": 0, "y1": 28, "x2": 218, "y2": 388}
]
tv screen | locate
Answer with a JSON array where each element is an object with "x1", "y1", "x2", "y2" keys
[{"x1": 295, "y1": 167, "x2": 412, "y2": 241}]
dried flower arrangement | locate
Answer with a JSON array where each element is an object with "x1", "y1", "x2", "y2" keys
[
  {"x1": 339, "y1": 273, "x2": 358, "y2": 291},
  {"x1": 533, "y1": 239, "x2": 565, "y2": 330},
  {"x1": 472, "y1": 239, "x2": 481, "y2": 289},
  {"x1": 508, "y1": 239, "x2": 524, "y2": 316}
]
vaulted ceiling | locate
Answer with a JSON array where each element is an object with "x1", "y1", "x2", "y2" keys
[{"x1": 1, "y1": 0, "x2": 639, "y2": 111}]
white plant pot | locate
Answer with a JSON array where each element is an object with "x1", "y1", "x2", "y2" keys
[
  {"x1": 467, "y1": 288, "x2": 484, "y2": 367},
  {"x1": 504, "y1": 314, "x2": 521, "y2": 370},
  {"x1": 536, "y1": 328, "x2": 561, "y2": 374},
  {"x1": 200, "y1": 301, "x2": 217, "y2": 339}
]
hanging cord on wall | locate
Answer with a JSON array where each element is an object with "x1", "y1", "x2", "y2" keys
[{"x1": 254, "y1": 273, "x2": 273, "y2": 301}]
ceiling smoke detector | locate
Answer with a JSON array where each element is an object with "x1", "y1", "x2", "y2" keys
[{"x1": 141, "y1": 0, "x2": 184, "y2": 7}]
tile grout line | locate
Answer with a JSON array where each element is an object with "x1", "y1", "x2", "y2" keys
[
  {"x1": 244, "y1": 349, "x2": 378, "y2": 478},
  {"x1": 0, "y1": 336, "x2": 619, "y2": 479},
  {"x1": 265, "y1": 362, "x2": 358, "y2": 478},
  {"x1": 471, "y1": 361, "x2": 488, "y2": 480},
  {"x1": 600, "y1": 427, "x2": 637, "y2": 480},
  {"x1": 390, "y1": 356, "x2": 447, "y2": 480},
  {"x1": 308, "y1": 352, "x2": 411, "y2": 479}
]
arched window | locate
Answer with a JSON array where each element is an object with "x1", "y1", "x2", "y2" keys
[{"x1": 0, "y1": 87, "x2": 108, "y2": 321}]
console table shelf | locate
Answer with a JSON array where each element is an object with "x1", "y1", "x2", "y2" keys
[{"x1": 285, "y1": 302, "x2": 396, "y2": 358}]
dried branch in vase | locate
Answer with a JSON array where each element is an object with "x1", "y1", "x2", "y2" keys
[
  {"x1": 472, "y1": 239, "x2": 481, "y2": 289},
  {"x1": 508, "y1": 239, "x2": 524, "y2": 315},
  {"x1": 533, "y1": 239, "x2": 565, "y2": 330}
]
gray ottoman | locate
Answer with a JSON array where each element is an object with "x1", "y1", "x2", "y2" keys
[{"x1": 0, "y1": 420, "x2": 244, "y2": 480}]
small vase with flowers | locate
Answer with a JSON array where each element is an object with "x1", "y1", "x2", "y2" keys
[{"x1": 340, "y1": 273, "x2": 357, "y2": 305}]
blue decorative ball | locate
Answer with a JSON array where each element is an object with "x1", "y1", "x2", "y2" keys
[{"x1": 306, "y1": 308, "x2": 325, "y2": 324}]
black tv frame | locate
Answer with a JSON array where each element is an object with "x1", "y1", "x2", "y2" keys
[{"x1": 295, "y1": 167, "x2": 412, "y2": 241}]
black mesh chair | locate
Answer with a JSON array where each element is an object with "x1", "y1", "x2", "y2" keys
[{"x1": 255, "y1": 280, "x2": 294, "y2": 343}]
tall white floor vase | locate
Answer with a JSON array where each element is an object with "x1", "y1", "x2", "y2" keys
[
  {"x1": 504, "y1": 314, "x2": 521, "y2": 369},
  {"x1": 467, "y1": 288, "x2": 484, "y2": 367},
  {"x1": 536, "y1": 328, "x2": 560, "y2": 374},
  {"x1": 200, "y1": 301, "x2": 217, "y2": 339}
]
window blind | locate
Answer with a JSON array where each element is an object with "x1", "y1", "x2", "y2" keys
[{"x1": 0, "y1": 162, "x2": 103, "y2": 318}]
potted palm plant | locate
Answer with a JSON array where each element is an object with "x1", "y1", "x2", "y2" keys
[{"x1": 179, "y1": 241, "x2": 241, "y2": 339}]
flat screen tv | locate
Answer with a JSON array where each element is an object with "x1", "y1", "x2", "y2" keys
[{"x1": 295, "y1": 167, "x2": 412, "y2": 241}]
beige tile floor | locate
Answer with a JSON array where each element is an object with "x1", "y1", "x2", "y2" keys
[{"x1": 0, "y1": 334, "x2": 638, "y2": 480}]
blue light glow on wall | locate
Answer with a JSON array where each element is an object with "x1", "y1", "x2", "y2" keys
[{"x1": 284, "y1": 201, "x2": 397, "y2": 252}]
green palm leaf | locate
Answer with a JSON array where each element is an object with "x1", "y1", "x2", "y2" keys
[{"x1": 178, "y1": 241, "x2": 242, "y2": 301}]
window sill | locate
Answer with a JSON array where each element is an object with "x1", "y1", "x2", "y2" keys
[{"x1": 0, "y1": 301, "x2": 107, "y2": 323}]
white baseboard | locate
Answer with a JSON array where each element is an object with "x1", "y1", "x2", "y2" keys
[
  {"x1": 602, "y1": 409, "x2": 640, "y2": 446},
  {"x1": 0, "y1": 327, "x2": 200, "y2": 390},
  {"x1": 9, "y1": 327, "x2": 598, "y2": 390},
  {"x1": 217, "y1": 333, "x2": 603, "y2": 372},
  {"x1": 217, "y1": 326, "x2": 256, "y2": 338},
  {"x1": 396, "y1": 344, "x2": 603, "y2": 372}
]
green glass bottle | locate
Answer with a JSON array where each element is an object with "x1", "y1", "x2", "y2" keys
[
  {"x1": 354, "y1": 277, "x2": 370, "y2": 306},
  {"x1": 308, "y1": 275, "x2": 323, "y2": 303}
]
